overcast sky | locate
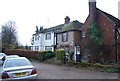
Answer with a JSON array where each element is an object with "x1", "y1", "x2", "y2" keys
[{"x1": 0, "y1": 0, "x2": 119, "y2": 45}]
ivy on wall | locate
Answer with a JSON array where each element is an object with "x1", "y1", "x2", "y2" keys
[
  {"x1": 87, "y1": 21, "x2": 104, "y2": 46},
  {"x1": 86, "y1": 21, "x2": 104, "y2": 63}
]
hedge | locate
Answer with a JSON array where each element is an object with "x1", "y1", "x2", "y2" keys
[
  {"x1": 56, "y1": 49, "x2": 65, "y2": 60},
  {"x1": 68, "y1": 61, "x2": 120, "y2": 73},
  {"x1": 4, "y1": 49, "x2": 39, "y2": 60},
  {"x1": 38, "y1": 51, "x2": 55, "y2": 62}
]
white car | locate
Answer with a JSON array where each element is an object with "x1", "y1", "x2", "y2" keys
[
  {"x1": 1, "y1": 55, "x2": 20, "y2": 61},
  {"x1": 0, "y1": 57, "x2": 38, "y2": 81},
  {"x1": 0, "y1": 53, "x2": 6, "y2": 60},
  {"x1": 0, "y1": 53, "x2": 6, "y2": 66}
]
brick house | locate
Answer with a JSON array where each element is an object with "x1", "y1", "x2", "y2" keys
[
  {"x1": 57, "y1": 16, "x2": 83, "y2": 62},
  {"x1": 81, "y1": 0, "x2": 120, "y2": 63}
]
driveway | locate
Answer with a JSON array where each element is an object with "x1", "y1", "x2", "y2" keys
[{"x1": 31, "y1": 62, "x2": 118, "y2": 79}]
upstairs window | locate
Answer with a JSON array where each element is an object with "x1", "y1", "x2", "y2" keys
[
  {"x1": 62, "y1": 32, "x2": 67, "y2": 42},
  {"x1": 82, "y1": 32, "x2": 86, "y2": 38},
  {"x1": 35, "y1": 35, "x2": 39, "y2": 41},
  {"x1": 45, "y1": 33, "x2": 51, "y2": 40},
  {"x1": 117, "y1": 28, "x2": 120, "y2": 40}
]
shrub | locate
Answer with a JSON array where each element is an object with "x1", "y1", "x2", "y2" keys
[
  {"x1": 68, "y1": 61, "x2": 119, "y2": 73},
  {"x1": 69, "y1": 52, "x2": 74, "y2": 61},
  {"x1": 38, "y1": 51, "x2": 54, "y2": 62},
  {"x1": 45, "y1": 52, "x2": 54, "y2": 59},
  {"x1": 38, "y1": 51, "x2": 46, "y2": 61},
  {"x1": 56, "y1": 49, "x2": 65, "y2": 60}
]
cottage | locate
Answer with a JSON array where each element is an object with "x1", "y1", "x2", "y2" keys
[
  {"x1": 57, "y1": 16, "x2": 83, "y2": 62},
  {"x1": 81, "y1": 0, "x2": 120, "y2": 63}
]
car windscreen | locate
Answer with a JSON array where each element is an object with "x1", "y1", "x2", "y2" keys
[{"x1": 4, "y1": 59, "x2": 32, "y2": 68}]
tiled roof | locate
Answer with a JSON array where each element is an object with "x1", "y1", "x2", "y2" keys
[
  {"x1": 39, "y1": 24, "x2": 64, "y2": 33},
  {"x1": 97, "y1": 8, "x2": 120, "y2": 27},
  {"x1": 35, "y1": 20, "x2": 83, "y2": 34},
  {"x1": 58, "y1": 20, "x2": 83, "y2": 33}
]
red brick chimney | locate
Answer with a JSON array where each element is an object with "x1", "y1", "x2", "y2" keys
[
  {"x1": 89, "y1": 0, "x2": 97, "y2": 22},
  {"x1": 65, "y1": 16, "x2": 70, "y2": 24}
]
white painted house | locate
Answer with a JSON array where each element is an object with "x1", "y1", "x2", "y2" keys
[{"x1": 31, "y1": 24, "x2": 64, "y2": 51}]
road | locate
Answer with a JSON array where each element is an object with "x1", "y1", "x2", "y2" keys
[{"x1": 31, "y1": 62, "x2": 118, "y2": 79}]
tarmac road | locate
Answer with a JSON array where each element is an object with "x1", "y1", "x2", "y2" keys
[{"x1": 31, "y1": 62, "x2": 118, "y2": 79}]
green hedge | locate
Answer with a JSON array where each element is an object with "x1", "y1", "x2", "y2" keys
[
  {"x1": 68, "y1": 61, "x2": 119, "y2": 73},
  {"x1": 56, "y1": 49, "x2": 65, "y2": 60},
  {"x1": 38, "y1": 51, "x2": 54, "y2": 61}
]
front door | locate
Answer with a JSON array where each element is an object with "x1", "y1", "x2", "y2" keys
[{"x1": 75, "y1": 46, "x2": 80, "y2": 62}]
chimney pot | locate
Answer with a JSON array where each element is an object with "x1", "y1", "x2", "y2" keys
[
  {"x1": 89, "y1": 0, "x2": 97, "y2": 22},
  {"x1": 64, "y1": 16, "x2": 70, "y2": 24}
]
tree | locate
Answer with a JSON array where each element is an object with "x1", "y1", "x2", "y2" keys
[
  {"x1": 1, "y1": 21, "x2": 18, "y2": 49},
  {"x1": 87, "y1": 21, "x2": 104, "y2": 63}
]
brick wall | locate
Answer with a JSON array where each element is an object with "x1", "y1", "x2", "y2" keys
[
  {"x1": 74, "y1": 31, "x2": 81, "y2": 45},
  {"x1": 98, "y1": 11, "x2": 115, "y2": 45},
  {"x1": 98, "y1": 11, "x2": 116, "y2": 62},
  {"x1": 57, "y1": 31, "x2": 81, "y2": 52},
  {"x1": 57, "y1": 31, "x2": 74, "y2": 46},
  {"x1": 81, "y1": 10, "x2": 117, "y2": 62}
]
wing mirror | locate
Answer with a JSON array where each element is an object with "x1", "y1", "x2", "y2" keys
[{"x1": 1, "y1": 56, "x2": 6, "y2": 61}]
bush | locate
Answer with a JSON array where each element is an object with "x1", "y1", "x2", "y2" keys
[
  {"x1": 56, "y1": 49, "x2": 65, "y2": 60},
  {"x1": 68, "y1": 61, "x2": 119, "y2": 73},
  {"x1": 38, "y1": 51, "x2": 45, "y2": 61},
  {"x1": 38, "y1": 51, "x2": 54, "y2": 62},
  {"x1": 69, "y1": 52, "x2": 74, "y2": 61}
]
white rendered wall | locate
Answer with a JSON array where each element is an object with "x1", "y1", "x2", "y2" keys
[{"x1": 32, "y1": 31, "x2": 56, "y2": 51}]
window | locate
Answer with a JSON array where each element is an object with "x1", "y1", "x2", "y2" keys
[
  {"x1": 31, "y1": 46, "x2": 33, "y2": 51},
  {"x1": 35, "y1": 46, "x2": 39, "y2": 51},
  {"x1": 60, "y1": 46, "x2": 69, "y2": 54},
  {"x1": 35, "y1": 35, "x2": 39, "y2": 41},
  {"x1": 62, "y1": 32, "x2": 67, "y2": 42},
  {"x1": 82, "y1": 32, "x2": 86, "y2": 38},
  {"x1": 46, "y1": 33, "x2": 51, "y2": 40},
  {"x1": 117, "y1": 28, "x2": 120, "y2": 40},
  {"x1": 65, "y1": 46, "x2": 69, "y2": 54},
  {"x1": 45, "y1": 46, "x2": 52, "y2": 51},
  {"x1": 4, "y1": 59, "x2": 32, "y2": 68},
  {"x1": 60, "y1": 46, "x2": 64, "y2": 49}
]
